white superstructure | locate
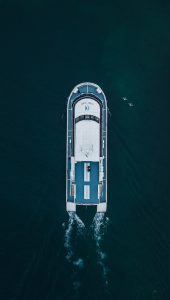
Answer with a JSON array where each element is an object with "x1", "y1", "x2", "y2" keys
[{"x1": 74, "y1": 98, "x2": 100, "y2": 162}]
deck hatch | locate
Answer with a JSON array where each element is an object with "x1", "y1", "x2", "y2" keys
[{"x1": 84, "y1": 185, "x2": 90, "y2": 199}]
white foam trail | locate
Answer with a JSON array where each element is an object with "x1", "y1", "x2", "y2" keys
[
  {"x1": 64, "y1": 212, "x2": 75, "y2": 262},
  {"x1": 92, "y1": 213, "x2": 109, "y2": 287},
  {"x1": 74, "y1": 214, "x2": 85, "y2": 228},
  {"x1": 64, "y1": 213, "x2": 85, "y2": 262},
  {"x1": 73, "y1": 258, "x2": 84, "y2": 269},
  {"x1": 74, "y1": 213, "x2": 85, "y2": 236},
  {"x1": 64, "y1": 213, "x2": 85, "y2": 293}
]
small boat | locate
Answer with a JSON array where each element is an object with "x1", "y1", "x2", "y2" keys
[{"x1": 66, "y1": 82, "x2": 107, "y2": 213}]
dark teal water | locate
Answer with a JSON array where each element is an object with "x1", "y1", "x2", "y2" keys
[{"x1": 0, "y1": 1, "x2": 170, "y2": 299}]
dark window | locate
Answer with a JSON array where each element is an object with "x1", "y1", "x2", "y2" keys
[{"x1": 75, "y1": 115, "x2": 99, "y2": 123}]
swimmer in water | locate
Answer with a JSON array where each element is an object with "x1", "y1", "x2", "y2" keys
[{"x1": 122, "y1": 97, "x2": 128, "y2": 101}]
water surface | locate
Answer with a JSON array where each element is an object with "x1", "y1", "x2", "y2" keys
[{"x1": 0, "y1": 1, "x2": 170, "y2": 299}]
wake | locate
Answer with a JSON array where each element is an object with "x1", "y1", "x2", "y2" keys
[
  {"x1": 64, "y1": 212, "x2": 85, "y2": 292},
  {"x1": 64, "y1": 212, "x2": 109, "y2": 291},
  {"x1": 92, "y1": 213, "x2": 110, "y2": 287},
  {"x1": 64, "y1": 212, "x2": 85, "y2": 262},
  {"x1": 64, "y1": 212, "x2": 75, "y2": 262}
]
